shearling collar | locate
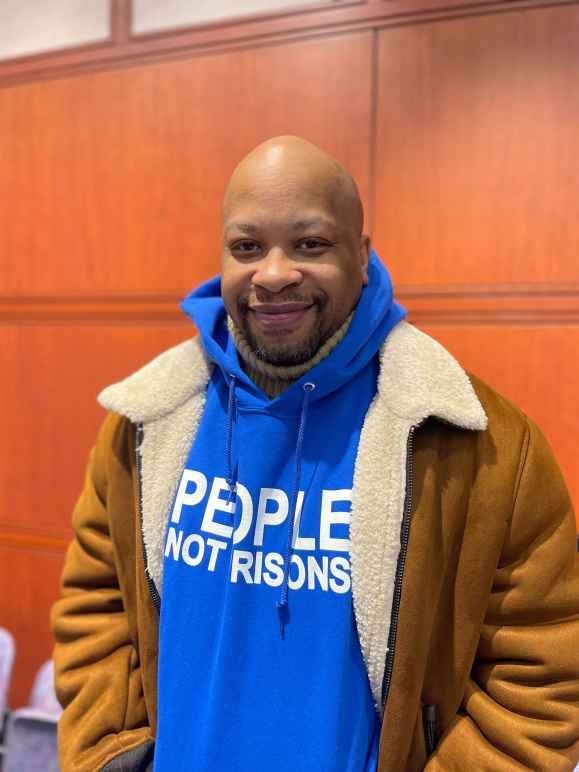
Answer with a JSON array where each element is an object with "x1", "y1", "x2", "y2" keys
[
  {"x1": 99, "y1": 320, "x2": 487, "y2": 432},
  {"x1": 99, "y1": 336, "x2": 210, "y2": 424}
]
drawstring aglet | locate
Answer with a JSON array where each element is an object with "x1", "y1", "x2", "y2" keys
[
  {"x1": 276, "y1": 599, "x2": 289, "y2": 639},
  {"x1": 225, "y1": 480, "x2": 237, "y2": 507},
  {"x1": 225, "y1": 373, "x2": 238, "y2": 511}
]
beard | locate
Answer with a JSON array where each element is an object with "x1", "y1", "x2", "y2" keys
[{"x1": 237, "y1": 292, "x2": 333, "y2": 367}]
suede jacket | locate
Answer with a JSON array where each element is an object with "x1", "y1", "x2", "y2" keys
[{"x1": 51, "y1": 321, "x2": 579, "y2": 772}]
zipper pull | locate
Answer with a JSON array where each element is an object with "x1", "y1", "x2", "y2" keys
[{"x1": 422, "y1": 704, "x2": 439, "y2": 756}]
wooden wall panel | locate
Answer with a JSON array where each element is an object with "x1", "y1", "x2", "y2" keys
[
  {"x1": 0, "y1": 544, "x2": 65, "y2": 707},
  {"x1": 415, "y1": 322, "x2": 579, "y2": 511},
  {"x1": 1, "y1": 26, "x2": 374, "y2": 706},
  {"x1": 373, "y1": 3, "x2": 579, "y2": 527},
  {"x1": 0, "y1": 31, "x2": 372, "y2": 295},
  {"x1": 0, "y1": 322, "x2": 193, "y2": 706},
  {"x1": 373, "y1": 5, "x2": 579, "y2": 287},
  {"x1": 0, "y1": 323, "x2": 191, "y2": 541}
]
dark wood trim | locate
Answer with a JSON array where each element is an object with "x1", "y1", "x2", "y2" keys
[
  {"x1": 0, "y1": 528, "x2": 69, "y2": 553},
  {"x1": 0, "y1": 40, "x2": 115, "y2": 77},
  {"x1": 0, "y1": 294, "x2": 190, "y2": 324},
  {"x1": 111, "y1": 0, "x2": 132, "y2": 44},
  {"x1": 397, "y1": 283, "x2": 579, "y2": 299},
  {"x1": 408, "y1": 311, "x2": 579, "y2": 325},
  {"x1": 402, "y1": 283, "x2": 579, "y2": 324},
  {"x1": 0, "y1": 284, "x2": 578, "y2": 324},
  {"x1": 410, "y1": 315, "x2": 579, "y2": 325},
  {"x1": 0, "y1": 0, "x2": 577, "y2": 88}
]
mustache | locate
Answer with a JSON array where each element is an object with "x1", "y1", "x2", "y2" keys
[{"x1": 238, "y1": 291, "x2": 326, "y2": 315}]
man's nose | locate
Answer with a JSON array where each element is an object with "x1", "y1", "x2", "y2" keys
[{"x1": 251, "y1": 248, "x2": 302, "y2": 293}]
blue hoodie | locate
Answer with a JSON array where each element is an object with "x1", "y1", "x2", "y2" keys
[{"x1": 154, "y1": 252, "x2": 406, "y2": 772}]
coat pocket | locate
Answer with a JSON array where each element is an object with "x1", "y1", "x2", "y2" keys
[
  {"x1": 421, "y1": 704, "x2": 439, "y2": 756},
  {"x1": 101, "y1": 739, "x2": 155, "y2": 771}
]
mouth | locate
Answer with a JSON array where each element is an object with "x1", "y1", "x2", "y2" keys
[{"x1": 248, "y1": 302, "x2": 315, "y2": 332}]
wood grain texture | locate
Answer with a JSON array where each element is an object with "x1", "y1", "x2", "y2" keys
[
  {"x1": 416, "y1": 323, "x2": 579, "y2": 516},
  {"x1": 0, "y1": 324, "x2": 192, "y2": 539},
  {"x1": 0, "y1": 544, "x2": 65, "y2": 708},
  {"x1": 0, "y1": 32, "x2": 372, "y2": 295},
  {"x1": 373, "y1": 5, "x2": 579, "y2": 286}
]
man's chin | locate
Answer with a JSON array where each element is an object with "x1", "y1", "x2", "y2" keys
[
  {"x1": 245, "y1": 327, "x2": 322, "y2": 367},
  {"x1": 255, "y1": 341, "x2": 319, "y2": 367},
  {"x1": 241, "y1": 315, "x2": 323, "y2": 367}
]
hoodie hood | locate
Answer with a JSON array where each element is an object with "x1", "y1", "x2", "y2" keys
[{"x1": 180, "y1": 249, "x2": 406, "y2": 411}]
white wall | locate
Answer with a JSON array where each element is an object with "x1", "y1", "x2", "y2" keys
[
  {"x1": 0, "y1": 0, "x2": 109, "y2": 61},
  {"x1": 133, "y1": 0, "x2": 329, "y2": 33}
]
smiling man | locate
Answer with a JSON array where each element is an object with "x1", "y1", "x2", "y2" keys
[{"x1": 52, "y1": 137, "x2": 579, "y2": 772}]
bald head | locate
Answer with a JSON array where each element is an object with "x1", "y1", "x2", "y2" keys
[
  {"x1": 222, "y1": 135, "x2": 364, "y2": 235},
  {"x1": 220, "y1": 136, "x2": 370, "y2": 367}
]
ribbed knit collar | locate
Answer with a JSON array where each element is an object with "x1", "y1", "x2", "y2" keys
[{"x1": 227, "y1": 313, "x2": 353, "y2": 399}]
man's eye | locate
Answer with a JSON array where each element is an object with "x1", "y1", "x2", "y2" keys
[
  {"x1": 230, "y1": 240, "x2": 261, "y2": 256},
  {"x1": 297, "y1": 238, "x2": 329, "y2": 251}
]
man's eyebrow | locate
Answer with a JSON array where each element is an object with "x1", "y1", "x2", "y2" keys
[
  {"x1": 224, "y1": 222, "x2": 258, "y2": 236},
  {"x1": 290, "y1": 217, "x2": 335, "y2": 230},
  {"x1": 224, "y1": 217, "x2": 335, "y2": 235}
]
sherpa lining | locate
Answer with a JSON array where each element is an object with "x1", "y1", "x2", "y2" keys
[
  {"x1": 349, "y1": 323, "x2": 486, "y2": 709},
  {"x1": 98, "y1": 320, "x2": 487, "y2": 710},
  {"x1": 98, "y1": 336, "x2": 210, "y2": 423},
  {"x1": 99, "y1": 336, "x2": 211, "y2": 593}
]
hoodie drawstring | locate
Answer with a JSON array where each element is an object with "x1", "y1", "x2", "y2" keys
[
  {"x1": 277, "y1": 382, "x2": 316, "y2": 636},
  {"x1": 223, "y1": 375, "x2": 316, "y2": 637},
  {"x1": 225, "y1": 374, "x2": 238, "y2": 505}
]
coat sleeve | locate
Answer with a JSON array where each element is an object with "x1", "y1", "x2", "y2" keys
[
  {"x1": 51, "y1": 413, "x2": 153, "y2": 772},
  {"x1": 425, "y1": 418, "x2": 579, "y2": 772}
]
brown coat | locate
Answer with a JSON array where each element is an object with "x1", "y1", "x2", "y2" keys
[{"x1": 52, "y1": 321, "x2": 579, "y2": 771}]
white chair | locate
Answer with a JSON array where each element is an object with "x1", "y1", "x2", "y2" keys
[
  {"x1": 2, "y1": 659, "x2": 61, "y2": 772},
  {"x1": 0, "y1": 626, "x2": 16, "y2": 765}
]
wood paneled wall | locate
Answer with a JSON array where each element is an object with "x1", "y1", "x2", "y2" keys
[
  {"x1": 373, "y1": 4, "x2": 579, "y2": 506},
  {"x1": 1, "y1": 0, "x2": 577, "y2": 706}
]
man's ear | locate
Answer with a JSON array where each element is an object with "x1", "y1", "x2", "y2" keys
[{"x1": 360, "y1": 235, "x2": 371, "y2": 286}]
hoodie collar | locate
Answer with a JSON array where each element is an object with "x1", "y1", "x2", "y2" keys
[{"x1": 177, "y1": 250, "x2": 407, "y2": 412}]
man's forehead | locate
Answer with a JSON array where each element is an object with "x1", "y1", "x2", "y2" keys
[
  {"x1": 222, "y1": 167, "x2": 341, "y2": 218},
  {"x1": 222, "y1": 137, "x2": 364, "y2": 236},
  {"x1": 223, "y1": 214, "x2": 337, "y2": 236}
]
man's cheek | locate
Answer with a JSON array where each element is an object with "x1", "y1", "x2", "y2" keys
[{"x1": 221, "y1": 280, "x2": 239, "y2": 308}]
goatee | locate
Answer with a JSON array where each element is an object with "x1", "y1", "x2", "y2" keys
[
  {"x1": 243, "y1": 323, "x2": 326, "y2": 367},
  {"x1": 237, "y1": 292, "x2": 330, "y2": 366}
]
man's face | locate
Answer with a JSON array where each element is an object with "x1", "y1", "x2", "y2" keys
[{"x1": 221, "y1": 178, "x2": 369, "y2": 367}]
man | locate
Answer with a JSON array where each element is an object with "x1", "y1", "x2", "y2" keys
[{"x1": 52, "y1": 136, "x2": 579, "y2": 772}]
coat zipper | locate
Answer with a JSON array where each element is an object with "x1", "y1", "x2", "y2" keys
[
  {"x1": 381, "y1": 421, "x2": 422, "y2": 707},
  {"x1": 135, "y1": 423, "x2": 161, "y2": 612}
]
